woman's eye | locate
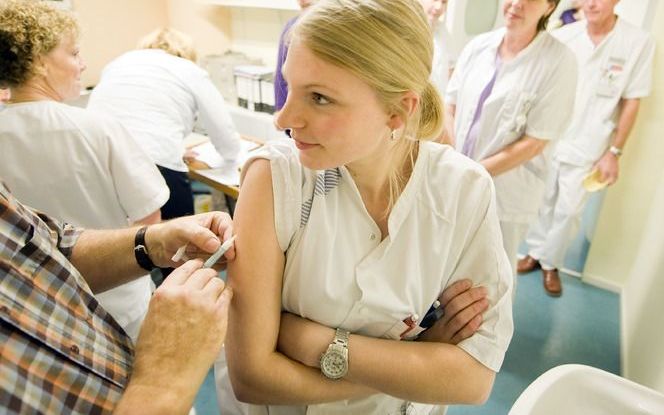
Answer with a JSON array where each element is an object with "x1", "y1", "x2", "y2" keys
[{"x1": 312, "y1": 93, "x2": 331, "y2": 105}]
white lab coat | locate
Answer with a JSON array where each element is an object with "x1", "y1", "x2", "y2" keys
[
  {"x1": 215, "y1": 140, "x2": 514, "y2": 415},
  {"x1": 525, "y1": 19, "x2": 655, "y2": 269},
  {"x1": 0, "y1": 101, "x2": 169, "y2": 340},
  {"x1": 431, "y1": 24, "x2": 451, "y2": 97},
  {"x1": 88, "y1": 49, "x2": 241, "y2": 172},
  {"x1": 553, "y1": 18, "x2": 655, "y2": 166},
  {"x1": 446, "y1": 27, "x2": 577, "y2": 225}
]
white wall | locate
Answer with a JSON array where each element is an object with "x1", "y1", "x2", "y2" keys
[
  {"x1": 74, "y1": 0, "x2": 168, "y2": 87},
  {"x1": 583, "y1": 0, "x2": 663, "y2": 291},
  {"x1": 622, "y1": 175, "x2": 664, "y2": 393},
  {"x1": 229, "y1": 7, "x2": 297, "y2": 67},
  {"x1": 580, "y1": 0, "x2": 664, "y2": 392},
  {"x1": 166, "y1": 0, "x2": 232, "y2": 58}
]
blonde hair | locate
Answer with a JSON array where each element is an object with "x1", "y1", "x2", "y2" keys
[
  {"x1": 137, "y1": 28, "x2": 197, "y2": 62},
  {"x1": 292, "y1": 0, "x2": 444, "y2": 212},
  {"x1": 0, "y1": 0, "x2": 79, "y2": 88}
]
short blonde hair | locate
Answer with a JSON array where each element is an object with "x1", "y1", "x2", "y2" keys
[
  {"x1": 0, "y1": 0, "x2": 79, "y2": 88},
  {"x1": 137, "y1": 28, "x2": 197, "y2": 62},
  {"x1": 292, "y1": 0, "x2": 444, "y2": 211}
]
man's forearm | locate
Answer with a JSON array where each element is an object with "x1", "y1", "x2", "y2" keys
[
  {"x1": 611, "y1": 98, "x2": 640, "y2": 150},
  {"x1": 113, "y1": 384, "x2": 194, "y2": 415},
  {"x1": 70, "y1": 227, "x2": 146, "y2": 294}
]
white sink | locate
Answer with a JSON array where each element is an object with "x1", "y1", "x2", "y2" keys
[{"x1": 509, "y1": 364, "x2": 664, "y2": 415}]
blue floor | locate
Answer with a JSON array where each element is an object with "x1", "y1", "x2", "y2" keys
[
  {"x1": 194, "y1": 247, "x2": 620, "y2": 415},
  {"x1": 447, "y1": 269, "x2": 620, "y2": 415}
]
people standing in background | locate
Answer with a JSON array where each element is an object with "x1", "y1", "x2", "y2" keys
[
  {"x1": 220, "y1": 1, "x2": 513, "y2": 414},
  {"x1": 273, "y1": 0, "x2": 315, "y2": 114},
  {"x1": 519, "y1": 0, "x2": 655, "y2": 296},
  {"x1": 420, "y1": 0, "x2": 451, "y2": 96},
  {"x1": 444, "y1": 0, "x2": 577, "y2": 281},
  {"x1": 88, "y1": 28, "x2": 241, "y2": 220},
  {"x1": 0, "y1": 0, "x2": 169, "y2": 340}
]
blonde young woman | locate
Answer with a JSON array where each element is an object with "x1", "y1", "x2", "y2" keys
[{"x1": 218, "y1": 1, "x2": 514, "y2": 414}]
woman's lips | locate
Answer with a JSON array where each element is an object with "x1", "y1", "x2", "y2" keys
[{"x1": 294, "y1": 140, "x2": 319, "y2": 150}]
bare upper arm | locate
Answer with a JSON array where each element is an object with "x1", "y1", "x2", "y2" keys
[{"x1": 226, "y1": 159, "x2": 286, "y2": 374}]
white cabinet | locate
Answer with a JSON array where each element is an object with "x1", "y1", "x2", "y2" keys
[
  {"x1": 204, "y1": 0, "x2": 299, "y2": 10},
  {"x1": 228, "y1": 105, "x2": 284, "y2": 142}
]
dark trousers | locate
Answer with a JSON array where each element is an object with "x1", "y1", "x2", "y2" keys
[{"x1": 157, "y1": 165, "x2": 194, "y2": 220}]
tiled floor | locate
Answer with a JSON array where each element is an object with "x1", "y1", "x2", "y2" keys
[
  {"x1": 194, "y1": 235, "x2": 620, "y2": 415},
  {"x1": 447, "y1": 268, "x2": 620, "y2": 414}
]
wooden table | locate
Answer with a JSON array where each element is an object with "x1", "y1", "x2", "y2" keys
[
  {"x1": 188, "y1": 168, "x2": 240, "y2": 199},
  {"x1": 186, "y1": 134, "x2": 264, "y2": 200}
]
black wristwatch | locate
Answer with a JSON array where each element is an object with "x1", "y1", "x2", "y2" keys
[{"x1": 134, "y1": 226, "x2": 156, "y2": 271}]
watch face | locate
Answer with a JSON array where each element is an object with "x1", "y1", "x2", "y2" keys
[{"x1": 321, "y1": 349, "x2": 347, "y2": 379}]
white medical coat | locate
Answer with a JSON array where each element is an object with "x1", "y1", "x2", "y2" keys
[
  {"x1": 552, "y1": 18, "x2": 655, "y2": 166},
  {"x1": 432, "y1": 24, "x2": 451, "y2": 97},
  {"x1": 217, "y1": 140, "x2": 513, "y2": 415},
  {"x1": 88, "y1": 49, "x2": 241, "y2": 172},
  {"x1": 446, "y1": 28, "x2": 577, "y2": 223},
  {"x1": 0, "y1": 101, "x2": 169, "y2": 338}
]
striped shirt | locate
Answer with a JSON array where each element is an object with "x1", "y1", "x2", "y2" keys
[{"x1": 0, "y1": 182, "x2": 134, "y2": 414}]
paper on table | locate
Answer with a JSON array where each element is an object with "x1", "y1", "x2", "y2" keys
[
  {"x1": 188, "y1": 136, "x2": 261, "y2": 186},
  {"x1": 186, "y1": 134, "x2": 260, "y2": 169}
]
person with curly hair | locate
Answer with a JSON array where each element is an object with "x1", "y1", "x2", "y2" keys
[{"x1": 0, "y1": 0, "x2": 169, "y2": 340}]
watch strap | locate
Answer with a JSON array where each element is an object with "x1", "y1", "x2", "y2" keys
[
  {"x1": 134, "y1": 226, "x2": 155, "y2": 271},
  {"x1": 609, "y1": 145, "x2": 623, "y2": 157},
  {"x1": 333, "y1": 328, "x2": 349, "y2": 347}
]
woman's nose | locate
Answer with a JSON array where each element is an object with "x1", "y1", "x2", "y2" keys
[{"x1": 275, "y1": 98, "x2": 304, "y2": 132}]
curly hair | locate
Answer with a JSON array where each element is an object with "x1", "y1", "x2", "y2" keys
[{"x1": 0, "y1": 0, "x2": 79, "y2": 88}]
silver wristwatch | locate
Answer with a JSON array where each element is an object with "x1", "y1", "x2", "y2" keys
[
  {"x1": 609, "y1": 145, "x2": 623, "y2": 157},
  {"x1": 320, "y1": 328, "x2": 350, "y2": 380}
]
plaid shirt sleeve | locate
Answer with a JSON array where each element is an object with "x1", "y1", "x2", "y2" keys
[
  {"x1": 32, "y1": 209, "x2": 84, "y2": 259},
  {"x1": 1, "y1": 182, "x2": 134, "y2": 414}
]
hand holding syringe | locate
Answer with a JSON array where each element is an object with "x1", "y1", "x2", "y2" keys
[{"x1": 172, "y1": 235, "x2": 237, "y2": 268}]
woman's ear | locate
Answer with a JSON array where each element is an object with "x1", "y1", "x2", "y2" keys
[
  {"x1": 32, "y1": 56, "x2": 49, "y2": 79},
  {"x1": 387, "y1": 90, "x2": 420, "y2": 131}
]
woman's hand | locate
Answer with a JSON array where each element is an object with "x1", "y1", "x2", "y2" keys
[{"x1": 418, "y1": 279, "x2": 488, "y2": 344}]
